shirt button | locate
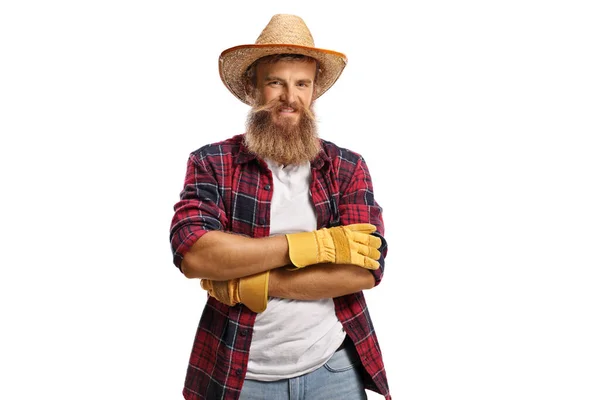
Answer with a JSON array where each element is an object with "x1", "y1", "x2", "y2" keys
[
  {"x1": 240, "y1": 329, "x2": 247, "y2": 336},
  {"x1": 264, "y1": 184, "x2": 271, "y2": 190},
  {"x1": 259, "y1": 218, "x2": 266, "y2": 225},
  {"x1": 236, "y1": 368, "x2": 243, "y2": 376}
]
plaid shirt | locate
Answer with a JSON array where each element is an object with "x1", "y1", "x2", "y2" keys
[{"x1": 170, "y1": 134, "x2": 390, "y2": 400}]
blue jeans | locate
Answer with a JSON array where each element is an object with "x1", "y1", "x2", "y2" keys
[{"x1": 239, "y1": 345, "x2": 367, "y2": 400}]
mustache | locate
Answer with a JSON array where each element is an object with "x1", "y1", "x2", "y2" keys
[{"x1": 250, "y1": 98, "x2": 316, "y2": 121}]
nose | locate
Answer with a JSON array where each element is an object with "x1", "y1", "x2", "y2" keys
[{"x1": 280, "y1": 86, "x2": 296, "y2": 103}]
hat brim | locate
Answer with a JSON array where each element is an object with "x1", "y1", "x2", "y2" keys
[{"x1": 219, "y1": 44, "x2": 348, "y2": 105}]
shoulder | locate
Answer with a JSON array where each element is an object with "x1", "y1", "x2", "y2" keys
[
  {"x1": 190, "y1": 134, "x2": 244, "y2": 162},
  {"x1": 320, "y1": 139, "x2": 364, "y2": 167}
]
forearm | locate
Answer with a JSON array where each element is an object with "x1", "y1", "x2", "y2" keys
[
  {"x1": 181, "y1": 231, "x2": 291, "y2": 280},
  {"x1": 268, "y1": 264, "x2": 376, "y2": 300}
]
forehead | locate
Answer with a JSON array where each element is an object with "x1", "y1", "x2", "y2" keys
[{"x1": 256, "y1": 58, "x2": 317, "y2": 78}]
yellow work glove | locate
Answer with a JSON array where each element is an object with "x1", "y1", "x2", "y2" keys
[
  {"x1": 200, "y1": 271, "x2": 270, "y2": 313},
  {"x1": 285, "y1": 223, "x2": 382, "y2": 270}
]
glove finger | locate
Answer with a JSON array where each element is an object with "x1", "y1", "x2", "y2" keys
[
  {"x1": 344, "y1": 223, "x2": 376, "y2": 234},
  {"x1": 355, "y1": 242, "x2": 381, "y2": 261},
  {"x1": 350, "y1": 231, "x2": 382, "y2": 249},
  {"x1": 363, "y1": 257, "x2": 380, "y2": 270},
  {"x1": 212, "y1": 281, "x2": 236, "y2": 306},
  {"x1": 200, "y1": 279, "x2": 212, "y2": 291},
  {"x1": 354, "y1": 254, "x2": 380, "y2": 270}
]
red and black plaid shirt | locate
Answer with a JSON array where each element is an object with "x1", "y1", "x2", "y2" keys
[{"x1": 170, "y1": 134, "x2": 390, "y2": 400}]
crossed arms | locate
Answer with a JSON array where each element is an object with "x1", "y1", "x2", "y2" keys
[
  {"x1": 170, "y1": 146, "x2": 387, "y2": 307},
  {"x1": 181, "y1": 229, "x2": 377, "y2": 301}
]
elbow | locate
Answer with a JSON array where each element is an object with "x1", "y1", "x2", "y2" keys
[
  {"x1": 360, "y1": 273, "x2": 376, "y2": 291},
  {"x1": 366, "y1": 274, "x2": 376, "y2": 290},
  {"x1": 181, "y1": 251, "x2": 223, "y2": 280},
  {"x1": 354, "y1": 266, "x2": 376, "y2": 291},
  {"x1": 180, "y1": 254, "x2": 205, "y2": 279},
  {"x1": 179, "y1": 231, "x2": 224, "y2": 279}
]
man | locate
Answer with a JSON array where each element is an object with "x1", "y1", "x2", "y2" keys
[{"x1": 170, "y1": 14, "x2": 391, "y2": 400}]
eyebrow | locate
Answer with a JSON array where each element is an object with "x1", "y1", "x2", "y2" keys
[{"x1": 263, "y1": 75, "x2": 313, "y2": 84}]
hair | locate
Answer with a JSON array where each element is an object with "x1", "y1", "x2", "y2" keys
[
  {"x1": 243, "y1": 54, "x2": 321, "y2": 98},
  {"x1": 244, "y1": 98, "x2": 320, "y2": 165}
]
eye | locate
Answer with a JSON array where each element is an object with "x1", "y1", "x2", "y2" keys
[{"x1": 269, "y1": 81, "x2": 282, "y2": 86}]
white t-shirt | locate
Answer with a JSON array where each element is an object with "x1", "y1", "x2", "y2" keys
[{"x1": 244, "y1": 159, "x2": 346, "y2": 381}]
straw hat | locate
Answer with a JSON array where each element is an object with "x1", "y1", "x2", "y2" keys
[{"x1": 219, "y1": 14, "x2": 348, "y2": 105}]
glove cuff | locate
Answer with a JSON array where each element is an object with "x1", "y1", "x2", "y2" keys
[
  {"x1": 239, "y1": 271, "x2": 270, "y2": 313},
  {"x1": 285, "y1": 231, "x2": 318, "y2": 268}
]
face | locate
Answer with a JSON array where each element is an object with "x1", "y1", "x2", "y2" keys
[{"x1": 254, "y1": 59, "x2": 317, "y2": 125}]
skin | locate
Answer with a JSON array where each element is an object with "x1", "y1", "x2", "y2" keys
[
  {"x1": 255, "y1": 59, "x2": 316, "y2": 125},
  {"x1": 268, "y1": 264, "x2": 374, "y2": 300},
  {"x1": 181, "y1": 59, "x2": 375, "y2": 299}
]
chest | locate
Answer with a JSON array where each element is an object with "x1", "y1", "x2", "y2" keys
[{"x1": 222, "y1": 162, "x2": 341, "y2": 237}]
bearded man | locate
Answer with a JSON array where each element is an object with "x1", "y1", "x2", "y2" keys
[{"x1": 169, "y1": 14, "x2": 391, "y2": 400}]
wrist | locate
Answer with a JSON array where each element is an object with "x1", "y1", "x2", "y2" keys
[{"x1": 267, "y1": 267, "x2": 284, "y2": 297}]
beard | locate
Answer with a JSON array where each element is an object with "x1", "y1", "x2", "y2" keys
[{"x1": 244, "y1": 99, "x2": 321, "y2": 166}]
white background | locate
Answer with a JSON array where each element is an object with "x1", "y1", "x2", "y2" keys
[{"x1": 1, "y1": 1, "x2": 599, "y2": 399}]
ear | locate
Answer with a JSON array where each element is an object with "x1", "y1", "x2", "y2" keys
[{"x1": 243, "y1": 80, "x2": 257, "y2": 105}]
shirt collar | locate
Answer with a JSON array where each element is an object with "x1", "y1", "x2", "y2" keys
[
  {"x1": 310, "y1": 144, "x2": 331, "y2": 170},
  {"x1": 234, "y1": 136, "x2": 331, "y2": 170}
]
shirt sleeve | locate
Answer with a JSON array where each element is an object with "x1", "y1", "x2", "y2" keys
[
  {"x1": 169, "y1": 152, "x2": 229, "y2": 270},
  {"x1": 338, "y1": 155, "x2": 387, "y2": 286}
]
